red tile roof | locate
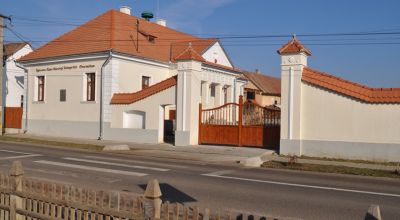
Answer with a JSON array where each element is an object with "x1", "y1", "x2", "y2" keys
[
  {"x1": 4, "y1": 42, "x2": 28, "y2": 59},
  {"x1": 302, "y1": 67, "x2": 400, "y2": 103},
  {"x1": 277, "y1": 36, "x2": 312, "y2": 56},
  {"x1": 19, "y1": 10, "x2": 216, "y2": 63},
  {"x1": 174, "y1": 45, "x2": 206, "y2": 62},
  {"x1": 110, "y1": 75, "x2": 177, "y2": 104},
  {"x1": 243, "y1": 71, "x2": 281, "y2": 95}
]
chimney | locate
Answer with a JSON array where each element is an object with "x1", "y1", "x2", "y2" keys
[
  {"x1": 120, "y1": 6, "x2": 132, "y2": 15},
  {"x1": 255, "y1": 69, "x2": 260, "y2": 74},
  {"x1": 156, "y1": 19, "x2": 167, "y2": 27}
]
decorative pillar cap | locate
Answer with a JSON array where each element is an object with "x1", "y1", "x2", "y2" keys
[
  {"x1": 10, "y1": 161, "x2": 24, "y2": 176},
  {"x1": 144, "y1": 179, "x2": 162, "y2": 198},
  {"x1": 277, "y1": 35, "x2": 312, "y2": 56}
]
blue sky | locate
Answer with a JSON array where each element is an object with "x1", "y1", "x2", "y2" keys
[{"x1": 2, "y1": 0, "x2": 400, "y2": 87}]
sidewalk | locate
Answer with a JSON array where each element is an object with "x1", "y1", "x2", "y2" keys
[
  {"x1": 262, "y1": 154, "x2": 399, "y2": 171},
  {"x1": 0, "y1": 134, "x2": 274, "y2": 164},
  {"x1": 1, "y1": 134, "x2": 399, "y2": 171}
]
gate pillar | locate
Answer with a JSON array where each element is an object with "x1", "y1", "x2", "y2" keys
[{"x1": 175, "y1": 59, "x2": 202, "y2": 146}]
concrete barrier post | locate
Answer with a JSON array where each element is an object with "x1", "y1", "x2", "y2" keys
[
  {"x1": 9, "y1": 161, "x2": 24, "y2": 220},
  {"x1": 144, "y1": 179, "x2": 162, "y2": 219},
  {"x1": 365, "y1": 204, "x2": 382, "y2": 220}
]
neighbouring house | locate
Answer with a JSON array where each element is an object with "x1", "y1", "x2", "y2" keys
[
  {"x1": 242, "y1": 71, "x2": 281, "y2": 107},
  {"x1": 17, "y1": 6, "x2": 247, "y2": 146},
  {"x1": 3, "y1": 42, "x2": 33, "y2": 132},
  {"x1": 278, "y1": 36, "x2": 400, "y2": 161}
]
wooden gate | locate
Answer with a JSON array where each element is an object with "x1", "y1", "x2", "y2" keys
[
  {"x1": 4, "y1": 107, "x2": 23, "y2": 129},
  {"x1": 199, "y1": 96, "x2": 280, "y2": 150}
]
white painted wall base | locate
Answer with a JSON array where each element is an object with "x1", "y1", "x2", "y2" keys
[
  {"x1": 175, "y1": 131, "x2": 190, "y2": 146},
  {"x1": 280, "y1": 139, "x2": 301, "y2": 155},
  {"x1": 281, "y1": 139, "x2": 400, "y2": 162},
  {"x1": 4, "y1": 128, "x2": 24, "y2": 134}
]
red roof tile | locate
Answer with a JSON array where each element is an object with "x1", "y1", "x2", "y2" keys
[
  {"x1": 277, "y1": 36, "x2": 312, "y2": 56},
  {"x1": 19, "y1": 10, "x2": 216, "y2": 63},
  {"x1": 243, "y1": 71, "x2": 281, "y2": 95},
  {"x1": 4, "y1": 42, "x2": 28, "y2": 59},
  {"x1": 302, "y1": 67, "x2": 400, "y2": 103},
  {"x1": 174, "y1": 45, "x2": 206, "y2": 62},
  {"x1": 110, "y1": 75, "x2": 177, "y2": 104}
]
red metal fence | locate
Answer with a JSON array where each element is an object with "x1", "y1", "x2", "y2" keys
[{"x1": 199, "y1": 96, "x2": 280, "y2": 150}]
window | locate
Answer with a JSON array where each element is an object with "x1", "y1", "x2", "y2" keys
[
  {"x1": 20, "y1": 95, "x2": 24, "y2": 108},
  {"x1": 86, "y1": 73, "x2": 95, "y2": 101},
  {"x1": 60, "y1": 89, "x2": 66, "y2": 102},
  {"x1": 223, "y1": 86, "x2": 228, "y2": 104},
  {"x1": 142, "y1": 76, "x2": 150, "y2": 89},
  {"x1": 37, "y1": 76, "x2": 45, "y2": 101},
  {"x1": 210, "y1": 84, "x2": 216, "y2": 97},
  {"x1": 246, "y1": 91, "x2": 255, "y2": 100}
]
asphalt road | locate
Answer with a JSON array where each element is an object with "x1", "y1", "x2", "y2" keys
[{"x1": 0, "y1": 141, "x2": 399, "y2": 220}]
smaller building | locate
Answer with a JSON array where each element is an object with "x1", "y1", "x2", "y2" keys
[
  {"x1": 242, "y1": 71, "x2": 281, "y2": 107},
  {"x1": 3, "y1": 42, "x2": 33, "y2": 132},
  {"x1": 278, "y1": 36, "x2": 400, "y2": 162}
]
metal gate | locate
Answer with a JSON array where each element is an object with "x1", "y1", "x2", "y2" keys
[{"x1": 198, "y1": 96, "x2": 280, "y2": 150}]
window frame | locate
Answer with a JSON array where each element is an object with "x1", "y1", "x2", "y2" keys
[
  {"x1": 86, "y1": 73, "x2": 96, "y2": 101},
  {"x1": 60, "y1": 89, "x2": 67, "y2": 102},
  {"x1": 210, "y1": 84, "x2": 216, "y2": 97},
  {"x1": 223, "y1": 86, "x2": 228, "y2": 104},
  {"x1": 246, "y1": 90, "x2": 255, "y2": 100},
  {"x1": 142, "y1": 76, "x2": 150, "y2": 90},
  {"x1": 37, "y1": 76, "x2": 45, "y2": 102}
]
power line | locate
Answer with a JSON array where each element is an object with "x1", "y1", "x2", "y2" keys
[
  {"x1": 5, "y1": 26, "x2": 38, "y2": 48},
  {"x1": 10, "y1": 15, "x2": 400, "y2": 39}
]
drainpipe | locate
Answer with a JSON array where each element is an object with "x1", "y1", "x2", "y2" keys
[
  {"x1": 98, "y1": 50, "x2": 113, "y2": 140},
  {"x1": 15, "y1": 62, "x2": 29, "y2": 133},
  {"x1": 233, "y1": 78, "x2": 237, "y2": 103}
]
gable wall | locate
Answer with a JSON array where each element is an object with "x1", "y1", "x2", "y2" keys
[{"x1": 202, "y1": 42, "x2": 233, "y2": 68}]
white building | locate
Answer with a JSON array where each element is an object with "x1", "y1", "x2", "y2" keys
[
  {"x1": 3, "y1": 42, "x2": 33, "y2": 132},
  {"x1": 18, "y1": 7, "x2": 246, "y2": 146}
]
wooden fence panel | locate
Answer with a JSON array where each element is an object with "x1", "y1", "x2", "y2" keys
[
  {"x1": 4, "y1": 107, "x2": 23, "y2": 129},
  {"x1": 0, "y1": 163, "x2": 287, "y2": 220}
]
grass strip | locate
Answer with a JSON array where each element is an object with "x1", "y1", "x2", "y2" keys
[
  {"x1": 0, "y1": 136, "x2": 104, "y2": 151},
  {"x1": 298, "y1": 155, "x2": 399, "y2": 167},
  {"x1": 262, "y1": 161, "x2": 400, "y2": 179}
]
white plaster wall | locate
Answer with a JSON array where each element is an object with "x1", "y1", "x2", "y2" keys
[
  {"x1": 103, "y1": 58, "x2": 119, "y2": 123},
  {"x1": 117, "y1": 58, "x2": 174, "y2": 93},
  {"x1": 26, "y1": 59, "x2": 105, "y2": 122},
  {"x1": 200, "y1": 67, "x2": 238, "y2": 109},
  {"x1": 4, "y1": 45, "x2": 33, "y2": 107},
  {"x1": 301, "y1": 83, "x2": 400, "y2": 144},
  {"x1": 111, "y1": 86, "x2": 176, "y2": 130},
  {"x1": 202, "y1": 42, "x2": 233, "y2": 67}
]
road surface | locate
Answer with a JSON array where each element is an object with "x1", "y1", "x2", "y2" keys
[{"x1": 0, "y1": 141, "x2": 399, "y2": 220}]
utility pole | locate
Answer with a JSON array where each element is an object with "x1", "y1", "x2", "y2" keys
[{"x1": 0, "y1": 13, "x2": 12, "y2": 134}]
